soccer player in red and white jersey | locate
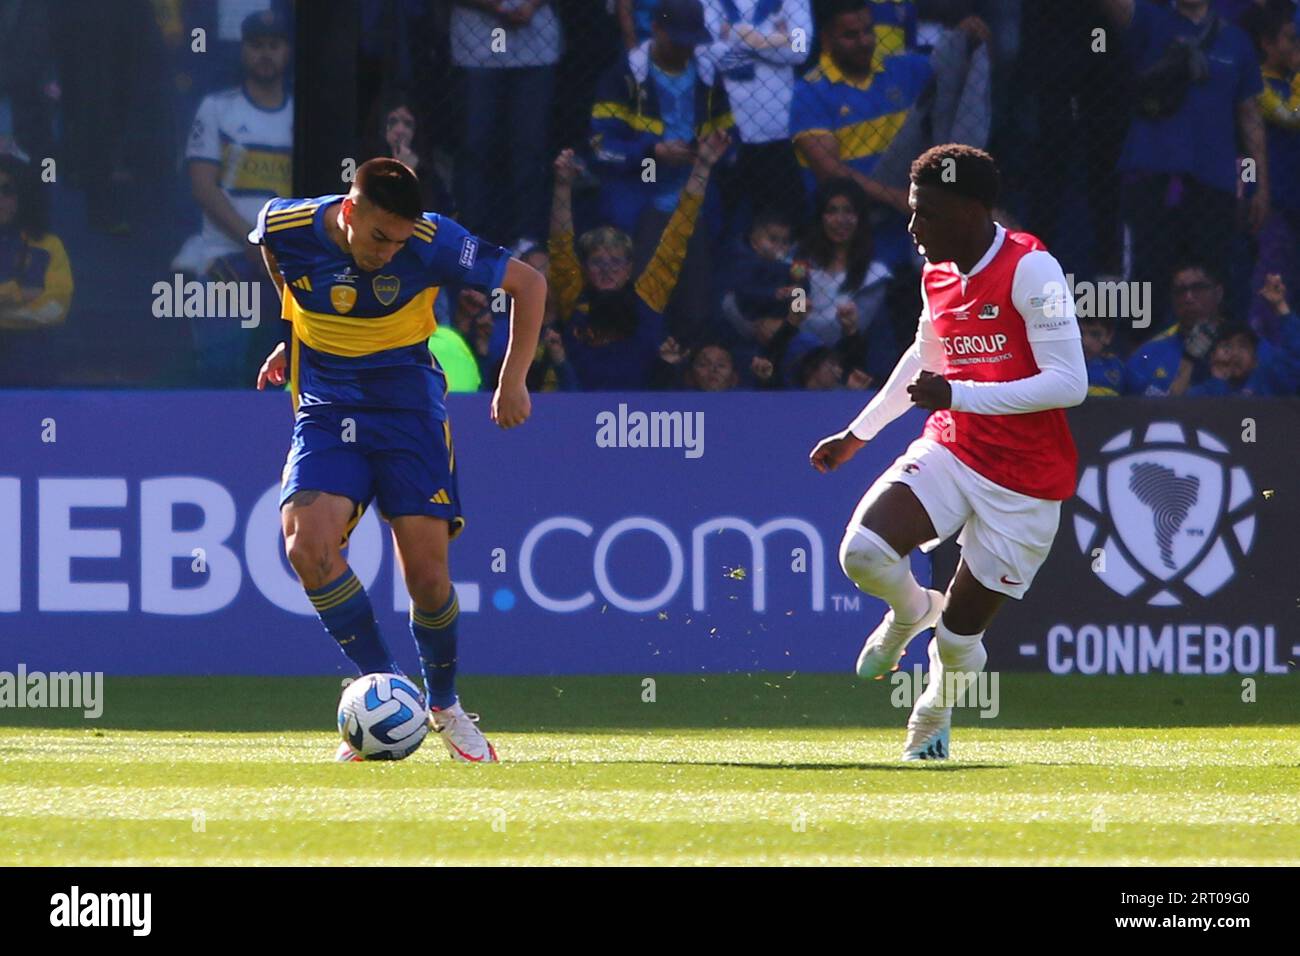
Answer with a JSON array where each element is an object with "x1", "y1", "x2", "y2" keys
[{"x1": 809, "y1": 144, "x2": 1086, "y2": 760}]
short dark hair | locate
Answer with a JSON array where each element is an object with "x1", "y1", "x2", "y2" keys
[
  {"x1": 750, "y1": 207, "x2": 792, "y2": 234},
  {"x1": 819, "y1": 0, "x2": 870, "y2": 28},
  {"x1": 1215, "y1": 322, "x2": 1258, "y2": 350},
  {"x1": 910, "y1": 144, "x2": 1001, "y2": 208},
  {"x1": 1171, "y1": 260, "x2": 1222, "y2": 287},
  {"x1": 353, "y1": 157, "x2": 423, "y2": 221},
  {"x1": 1239, "y1": 0, "x2": 1291, "y2": 55}
]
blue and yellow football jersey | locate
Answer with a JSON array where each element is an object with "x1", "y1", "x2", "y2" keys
[{"x1": 248, "y1": 195, "x2": 510, "y2": 415}]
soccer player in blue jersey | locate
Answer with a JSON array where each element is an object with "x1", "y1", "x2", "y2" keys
[{"x1": 250, "y1": 158, "x2": 545, "y2": 762}]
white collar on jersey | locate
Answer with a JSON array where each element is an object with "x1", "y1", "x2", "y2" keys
[{"x1": 955, "y1": 222, "x2": 1006, "y2": 281}]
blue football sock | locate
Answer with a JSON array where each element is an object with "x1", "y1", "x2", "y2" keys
[
  {"x1": 410, "y1": 588, "x2": 459, "y2": 710},
  {"x1": 307, "y1": 569, "x2": 397, "y2": 674}
]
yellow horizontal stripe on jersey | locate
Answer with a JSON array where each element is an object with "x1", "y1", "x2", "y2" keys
[
  {"x1": 412, "y1": 221, "x2": 436, "y2": 237},
  {"x1": 221, "y1": 144, "x2": 292, "y2": 195},
  {"x1": 592, "y1": 101, "x2": 665, "y2": 136},
  {"x1": 286, "y1": 286, "x2": 440, "y2": 357},
  {"x1": 834, "y1": 109, "x2": 909, "y2": 163}
]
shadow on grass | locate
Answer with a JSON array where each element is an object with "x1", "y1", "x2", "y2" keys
[{"x1": 0, "y1": 674, "x2": 1294, "y2": 733}]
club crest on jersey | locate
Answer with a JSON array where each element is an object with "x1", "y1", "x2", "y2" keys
[
  {"x1": 372, "y1": 275, "x2": 400, "y2": 306},
  {"x1": 979, "y1": 304, "x2": 999, "y2": 319},
  {"x1": 330, "y1": 285, "x2": 357, "y2": 314}
]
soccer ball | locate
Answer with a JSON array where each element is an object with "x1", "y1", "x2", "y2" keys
[{"x1": 337, "y1": 673, "x2": 429, "y2": 760}]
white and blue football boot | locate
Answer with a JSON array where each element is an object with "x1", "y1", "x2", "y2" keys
[
  {"x1": 902, "y1": 704, "x2": 951, "y2": 761},
  {"x1": 855, "y1": 588, "x2": 944, "y2": 680}
]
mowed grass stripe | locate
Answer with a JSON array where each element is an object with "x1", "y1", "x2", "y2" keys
[
  {"x1": 2, "y1": 818, "x2": 1297, "y2": 867},
  {"x1": 2, "y1": 784, "x2": 1297, "y2": 826}
]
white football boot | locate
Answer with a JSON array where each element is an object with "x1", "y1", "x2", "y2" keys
[
  {"x1": 902, "y1": 638, "x2": 952, "y2": 760},
  {"x1": 855, "y1": 588, "x2": 945, "y2": 680},
  {"x1": 334, "y1": 742, "x2": 364, "y2": 763},
  {"x1": 902, "y1": 706, "x2": 951, "y2": 761},
  {"x1": 428, "y1": 700, "x2": 499, "y2": 763}
]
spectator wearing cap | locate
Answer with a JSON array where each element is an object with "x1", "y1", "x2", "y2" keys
[
  {"x1": 171, "y1": 8, "x2": 293, "y2": 387},
  {"x1": 1124, "y1": 262, "x2": 1228, "y2": 395},
  {"x1": 450, "y1": 0, "x2": 563, "y2": 247},
  {"x1": 589, "y1": 0, "x2": 736, "y2": 337},
  {"x1": 1189, "y1": 274, "x2": 1300, "y2": 394},
  {"x1": 589, "y1": 0, "x2": 735, "y2": 234},
  {"x1": 700, "y1": 0, "x2": 813, "y2": 228},
  {"x1": 1100, "y1": 0, "x2": 1269, "y2": 328}
]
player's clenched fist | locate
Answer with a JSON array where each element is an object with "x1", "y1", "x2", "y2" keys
[
  {"x1": 491, "y1": 381, "x2": 531, "y2": 429},
  {"x1": 809, "y1": 431, "x2": 865, "y2": 474},
  {"x1": 257, "y1": 342, "x2": 287, "y2": 390},
  {"x1": 907, "y1": 370, "x2": 952, "y2": 410}
]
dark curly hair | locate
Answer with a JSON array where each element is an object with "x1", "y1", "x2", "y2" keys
[{"x1": 910, "y1": 144, "x2": 1000, "y2": 209}]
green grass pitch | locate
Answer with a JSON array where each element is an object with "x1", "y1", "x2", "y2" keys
[{"x1": 2, "y1": 674, "x2": 1297, "y2": 866}]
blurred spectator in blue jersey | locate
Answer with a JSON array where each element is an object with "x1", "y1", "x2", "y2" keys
[
  {"x1": 1100, "y1": 0, "x2": 1268, "y2": 333},
  {"x1": 172, "y1": 9, "x2": 293, "y2": 387},
  {"x1": 1080, "y1": 315, "x2": 1127, "y2": 397},
  {"x1": 361, "y1": 90, "x2": 455, "y2": 216},
  {"x1": 1189, "y1": 274, "x2": 1300, "y2": 394},
  {"x1": 451, "y1": 0, "x2": 563, "y2": 247},
  {"x1": 551, "y1": 132, "x2": 728, "y2": 387},
  {"x1": 791, "y1": 177, "x2": 897, "y2": 381},
  {"x1": 792, "y1": 0, "x2": 991, "y2": 269},
  {"x1": 1240, "y1": 2, "x2": 1300, "y2": 344},
  {"x1": 591, "y1": 0, "x2": 735, "y2": 337},
  {"x1": 1124, "y1": 261, "x2": 1229, "y2": 395},
  {"x1": 719, "y1": 207, "x2": 797, "y2": 339},
  {"x1": 0, "y1": 0, "x2": 58, "y2": 163},
  {"x1": 701, "y1": 0, "x2": 813, "y2": 230}
]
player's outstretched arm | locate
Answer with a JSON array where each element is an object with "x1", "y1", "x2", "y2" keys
[
  {"x1": 492, "y1": 257, "x2": 547, "y2": 429},
  {"x1": 810, "y1": 329, "x2": 933, "y2": 473}
]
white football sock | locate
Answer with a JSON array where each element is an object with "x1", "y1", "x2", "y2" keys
[
  {"x1": 838, "y1": 525, "x2": 930, "y2": 623},
  {"x1": 916, "y1": 618, "x2": 987, "y2": 714}
]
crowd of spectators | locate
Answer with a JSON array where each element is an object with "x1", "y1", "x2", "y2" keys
[{"x1": 1, "y1": 0, "x2": 1299, "y2": 398}]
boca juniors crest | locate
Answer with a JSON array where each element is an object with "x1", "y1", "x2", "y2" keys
[{"x1": 373, "y1": 275, "x2": 401, "y2": 306}]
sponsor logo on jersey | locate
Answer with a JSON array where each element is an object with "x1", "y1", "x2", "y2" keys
[
  {"x1": 372, "y1": 275, "x2": 400, "y2": 306},
  {"x1": 331, "y1": 285, "x2": 357, "y2": 314},
  {"x1": 458, "y1": 237, "x2": 478, "y2": 270},
  {"x1": 941, "y1": 333, "x2": 1009, "y2": 356},
  {"x1": 979, "y1": 304, "x2": 999, "y2": 319}
]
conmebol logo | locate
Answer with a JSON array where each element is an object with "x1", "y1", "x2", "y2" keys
[{"x1": 1073, "y1": 422, "x2": 1255, "y2": 606}]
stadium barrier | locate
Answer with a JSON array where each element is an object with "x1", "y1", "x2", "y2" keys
[{"x1": 0, "y1": 392, "x2": 1294, "y2": 677}]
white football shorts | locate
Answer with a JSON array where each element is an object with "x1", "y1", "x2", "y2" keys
[{"x1": 848, "y1": 437, "x2": 1062, "y2": 599}]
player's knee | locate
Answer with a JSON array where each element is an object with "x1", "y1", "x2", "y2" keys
[
  {"x1": 838, "y1": 525, "x2": 902, "y2": 593},
  {"x1": 284, "y1": 532, "x2": 339, "y2": 589},
  {"x1": 404, "y1": 566, "x2": 451, "y2": 610}
]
